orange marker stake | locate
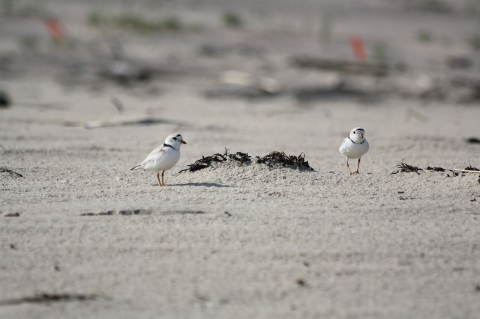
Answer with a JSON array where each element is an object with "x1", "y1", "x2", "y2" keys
[
  {"x1": 45, "y1": 18, "x2": 65, "y2": 43},
  {"x1": 350, "y1": 36, "x2": 365, "y2": 63}
]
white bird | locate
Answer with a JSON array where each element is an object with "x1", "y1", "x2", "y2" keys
[
  {"x1": 131, "y1": 133, "x2": 186, "y2": 186},
  {"x1": 339, "y1": 127, "x2": 369, "y2": 175}
]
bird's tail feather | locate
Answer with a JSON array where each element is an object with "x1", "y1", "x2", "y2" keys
[{"x1": 130, "y1": 165, "x2": 141, "y2": 170}]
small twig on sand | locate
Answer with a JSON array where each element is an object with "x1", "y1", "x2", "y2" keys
[
  {"x1": 453, "y1": 168, "x2": 480, "y2": 174},
  {"x1": 0, "y1": 293, "x2": 100, "y2": 306},
  {"x1": 0, "y1": 167, "x2": 23, "y2": 177}
]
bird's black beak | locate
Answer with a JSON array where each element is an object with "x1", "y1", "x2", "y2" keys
[{"x1": 180, "y1": 140, "x2": 186, "y2": 144}]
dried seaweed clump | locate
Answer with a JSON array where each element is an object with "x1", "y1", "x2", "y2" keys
[
  {"x1": 391, "y1": 162, "x2": 423, "y2": 175},
  {"x1": 427, "y1": 166, "x2": 459, "y2": 176},
  {"x1": 465, "y1": 137, "x2": 480, "y2": 144},
  {"x1": 462, "y1": 166, "x2": 480, "y2": 184},
  {"x1": 178, "y1": 148, "x2": 251, "y2": 173},
  {"x1": 227, "y1": 151, "x2": 251, "y2": 163},
  {"x1": 464, "y1": 165, "x2": 480, "y2": 172},
  {"x1": 256, "y1": 152, "x2": 314, "y2": 171}
]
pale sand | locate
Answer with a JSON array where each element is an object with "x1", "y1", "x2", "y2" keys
[
  {"x1": 1, "y1": 78, "x2": 480, "y2": 319},
  {"x1": 2, "y1": 0, "x2": 480, "y2": 318}
]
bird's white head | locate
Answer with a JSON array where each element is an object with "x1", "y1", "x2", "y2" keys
[
  {"x1": 165, "y1": 133, "x2": 186, "y2": 149},
  {"x1": 349, "y1": 127, "x2": 366, "y2": 143}
]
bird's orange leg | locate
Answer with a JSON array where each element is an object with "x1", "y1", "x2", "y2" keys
[
  {"x1": 156, "y1": 172, "x2": 162, "y2": 187},
  {"x1": 161, "y1": 171, "x2": 165, "y2": 186},
  {"x1": 346, "y1": 160, "x2": 353, "y2": 175},
  {"x1": 353, "y1": 157, "x2": 361, "y2": 175}
]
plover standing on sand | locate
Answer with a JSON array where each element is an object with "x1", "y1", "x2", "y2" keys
[
  {"x1": 339, "y1": 128, "x2": 369, "y2": 175},
  {"x1": 131, "y1": 133, "x2": 186, "y2": 186}
]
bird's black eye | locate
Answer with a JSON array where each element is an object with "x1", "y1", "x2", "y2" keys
[
  {"x1": 353, "y1": 131, "x2": 356, "y2": 134},
  {"x1": 173, "y1": 137, "x2": 177, "y2": 141}
]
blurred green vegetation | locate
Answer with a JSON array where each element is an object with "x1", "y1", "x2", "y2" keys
[
  {"x1": 371, "y1": 42, "x2": 387, "y2": 67},
  {"x1": 222, "y1": 11, "x2": 243, "y2": 28},
  {"x1": 1, "y1": 0, "x2": 13, "y2": 15},
  {"x1": 1, "y1": 0, "x2": 46, "y2": 17},
  {"x1": 467, "y1": 31, "x2": 480, "y2": 49},
  {"x1": 320, "y1": 14, "x2": 332, "y2": 42},
  {"x1": 87, "y1": 12, "x2": 183, "y2": 33},
  {"x1": 466, "y1": 0, "x2": 480, "y2": 15},
  {"x1": 18, "y1": 34, "x2": 39, "y2": 51},
  {"x1": 416, "y1": 30, "x2": 433, "y2": 43}
]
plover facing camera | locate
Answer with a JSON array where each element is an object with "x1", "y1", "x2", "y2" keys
[
  {"x1": 339, "y1": 128, "x2": 369, "y2": 175},
  {"x1": 131, "y1": 133, "x2": 186, "y2": 186}
]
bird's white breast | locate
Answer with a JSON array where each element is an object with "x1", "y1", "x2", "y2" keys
[{"x1": 339, "y1": 138, "x2": 369, "y2": 159}]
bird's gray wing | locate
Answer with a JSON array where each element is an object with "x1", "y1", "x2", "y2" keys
[
  {"x1": 140, "y1": 145, "x2": 166, "y2": 166},
  {"x1": 339, "y1": 138, "x2": 348, "y2": 149},
  {"x1": 339, "y1": 137, "x2": 351, "y2": 156}
]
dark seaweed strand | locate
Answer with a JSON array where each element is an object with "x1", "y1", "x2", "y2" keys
[
  {"x1": 390, "y1": 162, "x2": 423, "y2": 175},
  {"x1": 464, "y1": 165, "x2": 480, "y2": 172},
  {"x1": 426, "y1": 166, "x2": 459, "y2": 176}
]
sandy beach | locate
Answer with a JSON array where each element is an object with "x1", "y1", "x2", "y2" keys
[{"x1": 1, "y1": 0, "x2": 480, "y2": 318}]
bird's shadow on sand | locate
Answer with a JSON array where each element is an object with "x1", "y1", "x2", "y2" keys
[{"x1": 164, "y1": 182, "x2": 231, "y2": 188}]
